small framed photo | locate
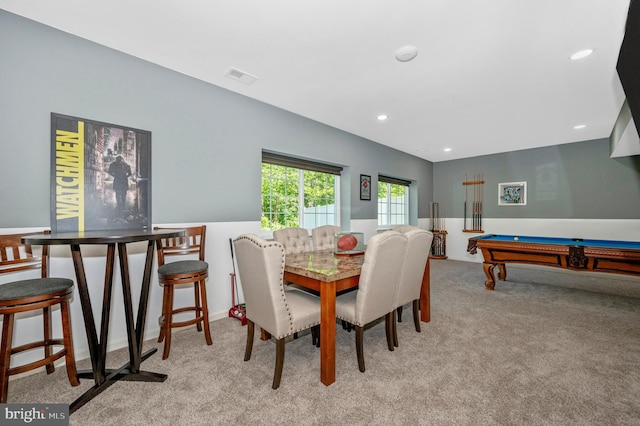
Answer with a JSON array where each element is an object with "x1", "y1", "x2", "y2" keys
[
  {"x1": 360, "y1": 174, "x2": 371, "y2": 201},
  {"x1": 498, "y1": 181, "x2": 527, "y2": 206}
]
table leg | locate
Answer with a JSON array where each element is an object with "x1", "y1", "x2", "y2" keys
[
  {"x1": 118, "y1": 242, "x2": 141, "y2": 371},
  {"x1": 69, "y1": 244, "x2": 105, "y2": 384},
  {"x1": 497, "y1": 263, "x2": 507, "y2": 281},
  {"x1": 319, "y1": 281, "x2": 337, "y2": 386},
  {"x1": 483, "y1": 263, "x2": 497, "y2": 290},
  {"x1": 115, "y1": 241, "x2": 164, "y2": 382},
  {"x1": 134, "y1": 240, "x2": 157, "y2": 359},
  {"x1": 419, "y1": 257, "x2": 431, "y2": 322}
]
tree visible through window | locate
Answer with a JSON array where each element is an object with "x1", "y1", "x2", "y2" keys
[
  {"x1": 378, "y1": 177, "x2": 409, "y2": 227},
  {"x1": 261, "y1": 161, "x2": 339, "y2": 231}
]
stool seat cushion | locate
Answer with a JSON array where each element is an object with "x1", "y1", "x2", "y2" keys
[
  {"x1": 0, "y1": 278, "x2": 74, "y2": 301},
  {"x1": 158, "y1": 260, "x2": 208, "y2": 277}
]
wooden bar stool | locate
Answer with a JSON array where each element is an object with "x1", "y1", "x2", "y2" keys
[
  {"x1": 154, "y1": 226, "x2": 212, "y2": 359},
  {"x1": 0, "y1": 231, "x2": 79, "y2": 403}
]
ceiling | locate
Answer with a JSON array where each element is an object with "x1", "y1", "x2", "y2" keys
[{"x1": 0, "y1": 0, "x2": 634, "y2": 162}]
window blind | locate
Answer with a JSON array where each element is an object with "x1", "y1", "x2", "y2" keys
[
  {"x1": 378, "y1": 174, "x2": 411, "y2": 186},
  {"x1": 262, "y1": 151, "x2": 343, "y2": 175}
]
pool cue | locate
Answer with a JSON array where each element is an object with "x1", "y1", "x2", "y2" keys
[
  {"x1": 476, "y1": 175, "x2": 480, "y2": 231},
  {"x1": 472, "y1": 174, "x2": 477, "y2": 231},
  {"x1": 463, "y1": 175, "x2": 467, "y2": 230},
  {"x1": 430, "y1": 202, "x2": 434, "y2": 231},
  {"x1": 478, "y1": 173, "x2": 482, "y2": 231}
]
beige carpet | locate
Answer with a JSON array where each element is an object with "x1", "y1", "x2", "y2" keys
[{"x1": 6, "y1": 260, "x2": 640, "y2": 425}]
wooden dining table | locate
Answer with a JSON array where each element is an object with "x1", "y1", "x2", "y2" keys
[{"x1": 283, "y1": 249, "x2": 431, "y2": 386}]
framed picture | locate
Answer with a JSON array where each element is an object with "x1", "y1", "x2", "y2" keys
[
  {"x1": 51, "y1": 113, "x2": 152, "y2": 232},
  {"x1": 498, "y1": 181, "x2": 527, "y2": 206},
  {"x1": 360, "y1": 174, "x2": 371, "y2": 201}
]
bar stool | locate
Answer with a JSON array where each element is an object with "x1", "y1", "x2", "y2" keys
[
  {"x1": 154, "y1": 226, "x2": 212, "y2": 359},
  {"x1": 0, "y1": 231, "x2": 79, "y2": 402}
]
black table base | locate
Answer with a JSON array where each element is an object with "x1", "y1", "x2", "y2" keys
[{"x1": 70, "y1": 348, "x2": 166, "y2": 413}]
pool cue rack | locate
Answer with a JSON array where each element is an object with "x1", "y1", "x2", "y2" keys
[
  {"x1": 462, "y1": 175, "x2": 484, "y2": 233},
  {"x1": 429, "y1": 202, "x2": 448, "y2": 259}
]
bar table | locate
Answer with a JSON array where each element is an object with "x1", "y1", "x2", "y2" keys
[{"x1": 23, "y1": 228, "x2": 183, "y2": 414}]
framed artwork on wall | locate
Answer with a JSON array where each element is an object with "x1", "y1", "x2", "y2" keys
[
  {"x1": 360, "y1": 174, "x2": 371, "y2": 201},
  {"x1": 51, "y1": 113, "x2": 152, "y2": 232},
  {"x1": 498, "y1": 181, "x2": 527, "y2": 206}
]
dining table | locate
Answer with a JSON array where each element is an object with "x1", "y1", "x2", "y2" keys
[
  {"x1": 22, "y1": 228, "x2": 183, "y2": 414},
  {"x1": 283, "y1": 248, "x2": 431, "y2": 386}
]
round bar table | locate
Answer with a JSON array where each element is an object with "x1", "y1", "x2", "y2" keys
[{"x1": 22, "y1": 228, "x2": 183, "y2": 414}]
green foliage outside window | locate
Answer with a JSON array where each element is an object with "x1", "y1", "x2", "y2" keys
[{"x1": 262, "y1": 163, "x2": 337, "y2": 231}]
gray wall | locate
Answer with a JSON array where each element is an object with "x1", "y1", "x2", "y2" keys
[
  {"x1": 0, "y1": 11, "x2": 433, "y2": 228},
  {"x1": 434, "y1": 139, "x2": 640, "y2": 219}
]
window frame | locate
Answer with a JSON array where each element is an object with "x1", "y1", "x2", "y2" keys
[
  {"x1": 261, "y1": 151, "x2": 342, "y2": 234},
  {"x1": 377, "y1": 175, "x2": 410, "y2": 229}
]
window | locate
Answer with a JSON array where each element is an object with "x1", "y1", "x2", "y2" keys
[
  {"x1": 261, "y1": 152, "x2": 341, "y2": 231},
  {"x1": 378, "y1": 175, "x2": 410, "y2": 228}
]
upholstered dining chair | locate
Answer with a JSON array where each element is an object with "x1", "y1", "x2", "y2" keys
[
  {"x1": 272, "y1": 227, "x2": 315, "y2": 297},
  {"x1": 391, "y1": 226, "x2": 433, "y2": 346},
  {"x1": 0, "y1": 231, "x2": 79, "y2": 403},
  {"x1": 233, "y1": 234, "x2": 321, "y2": 389},
  {"x1": 335, "y1": 230, "x2": 408, "y2": 372},
  {"x1": 154, "y1": 225, "x2": 212, "y2": 359},
  {"x1": 272, "y1": 227, "x2": 312, "y2": 254},
  {"x1": 311, "y1": 225, "x2": 341, "y2": 251}
]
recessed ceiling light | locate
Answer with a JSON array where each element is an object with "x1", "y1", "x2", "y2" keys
[
  {"x1": 573, "y1": 124, "x2": 587, "y2": 129},
  {"x1": 570, "y1": 49, "x2": 594, "y2": 60},
  {"x1": 395, "y1": 45, "x2": 418, "y2": 62},
  {"x1": 377, "y1": 114, "x2": 388, "y2": 121},
  {"x1": 443, "y1": 148, "x2": 452, "y2": 152}
]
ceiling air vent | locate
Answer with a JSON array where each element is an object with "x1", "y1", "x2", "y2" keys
[{"x1": 225, "y1": 67, "x2": 258, "y2": 85}]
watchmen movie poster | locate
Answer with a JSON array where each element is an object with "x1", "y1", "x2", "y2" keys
[{"x1": 51, "y1": 113, "x2": 151, "y2": 232}]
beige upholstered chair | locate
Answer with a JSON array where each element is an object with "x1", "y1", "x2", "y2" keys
[
  {"x1": 0, "y1": 231, "x2": 79, "y2": 403},
  {"x1": 272, "y1": 227, "x2": 312, "y2": 254},
  {"x1": 154, "y1": 225, "x2": 212, "y2": 359},
  {"x1": 311, "y1": 225, "x2": 341, "y2": 251},
  {"x1": 233, "y1": 234, "x2": 321, "y2": 389},
  {"x1": 392, "y1": 226, "x2": 433, "y2": 345},
  {"x1": 335, "y1": 230, "x2": 408, "y2": 372},
  {"x1": 273, "y1": 227, "x2": 317, "y2": 303}
]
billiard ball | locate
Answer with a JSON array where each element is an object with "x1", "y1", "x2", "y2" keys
[{"x1": 514, "y1": 237, "x2": 519, "y2": 241}]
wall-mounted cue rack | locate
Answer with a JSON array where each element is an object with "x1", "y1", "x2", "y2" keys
[
  {"x1": 462, "y1": 174, "x2": 484, "y2": 233},
  {"x1": 429, "y1": 201, "x2": 447, "y2": 259}
]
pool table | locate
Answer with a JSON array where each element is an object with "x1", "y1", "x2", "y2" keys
[{"x1": 467, "y1": 234, "x2": 640, "y2": 290}]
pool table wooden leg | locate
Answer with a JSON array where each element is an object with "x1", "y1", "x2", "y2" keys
[
  {"x1": 497, "y1": 263, "x2": 507, "y2": 281},
  {"x1": 483, "y1": 263, "x2": 496, "y2": 290}
]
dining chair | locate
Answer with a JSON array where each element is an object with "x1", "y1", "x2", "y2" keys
[
  {"x1": 154, "y1": 225, "x2": 212, "y2": 359},
  {"x1": 0, "y1": 231, "x2": 79, "y2": 403},
  {"x1": 233, "y1": 234, "x2": 321, "y2": 389},
  {"x1": 272, "y1": 227, "x2": 312, "y2": 254},
  {"x1": 273, "y1": 227, "x2": 317, "y2": 300},
  {"x1": 335, "y1": 230, "x2": 408, "y2": 372},
  {"x1": 311, "y1": 225, "x2": 340, "y2": 251},
  {"x1": 391, "y1": 226, "x2": 433, "y2": 346}
]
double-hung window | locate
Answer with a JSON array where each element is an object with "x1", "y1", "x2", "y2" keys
[
  {"x1": 261, "y1": 151, "x2": 341, "y2": 231},
  {"x1": 377, "y1": 175, "x2": 410, "y2": 228}
]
